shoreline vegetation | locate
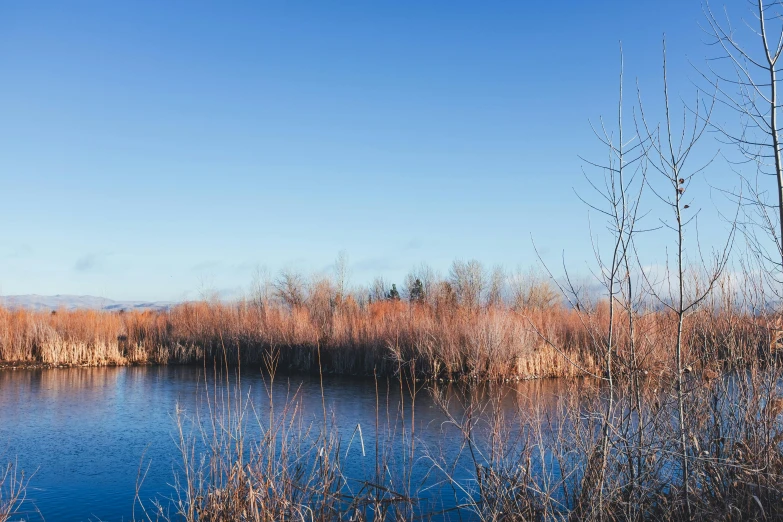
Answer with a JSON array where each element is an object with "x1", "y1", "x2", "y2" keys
[{"x1": 0, "y1": 264, "x2": 776, "y2": 382}]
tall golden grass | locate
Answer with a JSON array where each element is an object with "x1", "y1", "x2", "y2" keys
[{"x1": 0, "y1": 296, "x2": 771, "y2": 380}]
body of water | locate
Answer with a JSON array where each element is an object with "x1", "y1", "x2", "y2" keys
[{"x1": 0, "y1": 366, "x2": 583, "y2": 521}]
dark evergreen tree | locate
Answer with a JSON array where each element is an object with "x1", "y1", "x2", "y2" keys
[
  {"x1": 387, "y1": 284, "x2": 400, "y2": 301},
  {"x1": 409, "y1": 278, "x2": 425, "y2": 303}
]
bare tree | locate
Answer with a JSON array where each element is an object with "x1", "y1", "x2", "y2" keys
[
  {"x1": 449, "y1": 259, "x2": 486, "y2": 311},
  {"x1": 485, "y1": 265, "x2": 506, "y2": 307},
  {"x1": 637, "y1": 39, "x2": 735, "y2": 517},
  {"x1": 333, "y1": 250, "x2": 350, "y2": 302},
  {"x1": 703, "y1": 0, "x2": 783, "y2": 291},
  {"x1": 533, "y1": 45, "x2": 649, "y2": 519},
  {"x1": 274, "y1": 269, "x2": 306, "y2": 308},
  {"x1": 509, "y1": 265, "x2": 560, "y2": 310},
  {"x1": 431, "y1": 280, "x2": 457, "y2": 314},
  {"x1": 369, "y1": 276, "x2": 388, "y2": 303},
  {"x1": 576, "y1": 47, "x2": 646, "y2": 520},
  {"x1": 250, "y1": 264, "x2": 272, "y2": 311},
  {"x1": 308, "y1": 275, "x2": 335, "y2": 333}
]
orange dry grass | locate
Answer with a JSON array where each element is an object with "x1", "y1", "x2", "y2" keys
[{"x1": 0, "y1": 300, "x2": 770, "y2": 379}]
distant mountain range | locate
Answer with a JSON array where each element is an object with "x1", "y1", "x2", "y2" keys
[{"x1": 0, "y1": 295, "x2": 174, "y2": 312}]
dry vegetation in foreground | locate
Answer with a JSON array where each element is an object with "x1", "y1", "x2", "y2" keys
[
  {"x1": 0, "y1": 460, "x2": 27, "y2": 522},
  {"x1": 123, "y1": 355, "x2": 783, "y2": 522}
]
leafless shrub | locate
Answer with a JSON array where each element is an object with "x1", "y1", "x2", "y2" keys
[
  {"x1": 509, "y1": 266, "x2": 560, "y2": 311},
  {"x1": 275, "y1": 269, "x2": 306, "y2": 309},
  {"x1": 369, "y1": 277, "x2": 388, "y2": 304},
  {"x1": 450, "y1": 259, "x2": 486, "y2": 311},
  {"x1": 485, "y1": 265, "x2": 506, "y2": 308},
  {"x1": 0, "y1": 460, "x2": 28, "y2": 522}
]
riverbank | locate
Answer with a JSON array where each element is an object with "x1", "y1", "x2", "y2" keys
[
  {"x1": 0, "y1": 298, "x2": 773, "y2": 381},
  {"x1": 0, "y1": 361, "x2": 153, "y2": 370}
]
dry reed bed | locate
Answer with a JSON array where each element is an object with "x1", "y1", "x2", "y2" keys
[
  {"x1": 134, "y1": 363, "x2": 783, "y2": 521},
  {"x1": 0, "y1": 300, "x2": 773, "y2": 380}
]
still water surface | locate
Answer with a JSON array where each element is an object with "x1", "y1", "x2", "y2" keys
[{"x1": 0, "y1": 366, "x2": 580, "y2": 521}]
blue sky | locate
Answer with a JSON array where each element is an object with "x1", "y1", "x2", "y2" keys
[{"x1": 0, "y1": 1, "x2": 747, "y2": 300}]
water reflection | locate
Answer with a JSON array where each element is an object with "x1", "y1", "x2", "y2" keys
[{"x1": 0, "y1": 367, "x2": 581, "y2": 521}]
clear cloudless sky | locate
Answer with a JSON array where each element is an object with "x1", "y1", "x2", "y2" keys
[{"x1": 0, "y1": 1, "x2": 748, "y2": 301}]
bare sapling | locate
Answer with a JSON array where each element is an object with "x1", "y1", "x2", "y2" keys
[
  {"x1": 531, "y1": 44, "x2": 649, "y2": 520},
  {"x1": 636, "y1": 37, "x2": 736, "y2": 518},
  {"x1": 0, "y1": 460, "x2": 28, "y2": 522}
]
